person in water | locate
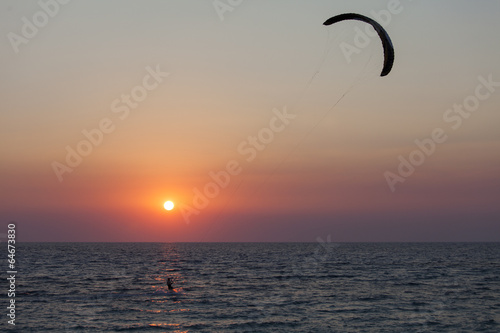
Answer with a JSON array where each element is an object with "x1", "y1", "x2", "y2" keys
[{"x1": 166, "y1": 277, "x2": 174, "y2": 290}]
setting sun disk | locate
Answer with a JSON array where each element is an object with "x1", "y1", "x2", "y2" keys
[{"x1": 164, "y1": 201, "x2": 174, "y2": 211}]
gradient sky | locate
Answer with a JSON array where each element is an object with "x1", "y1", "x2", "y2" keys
[{"x1": 1, "y1": 0, "x2": 499, "y2": 242}]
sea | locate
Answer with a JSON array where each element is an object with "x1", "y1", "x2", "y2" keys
[{"x1": 6, "y1": 242, "x2": 500, "y2": 332}]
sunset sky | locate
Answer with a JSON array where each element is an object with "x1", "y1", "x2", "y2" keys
[{"x1": 1, "y1": 0, "x2": 499, "y2": 241}]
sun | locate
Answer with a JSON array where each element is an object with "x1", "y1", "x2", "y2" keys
[{"x1": 163, "y1": 201, "x2": 174, "y2": 211}]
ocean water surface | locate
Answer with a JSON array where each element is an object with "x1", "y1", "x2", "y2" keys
[{"x1": 9, "y1": 242, "x2": 500, "y2": 332}]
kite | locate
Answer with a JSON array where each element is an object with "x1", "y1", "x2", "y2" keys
[{"x1": 323, "y1": 13, "x2": 395, "y2": 76}]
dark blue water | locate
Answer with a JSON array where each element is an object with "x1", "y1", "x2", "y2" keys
[{"x1": 6, "y1": 242, "x2": 500, "y2": 332}]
